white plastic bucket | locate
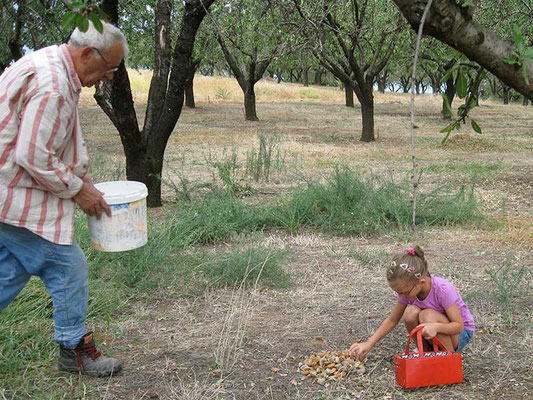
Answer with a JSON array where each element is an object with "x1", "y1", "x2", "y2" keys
[{"x1": 87, "y1": 181, "x2": 148, "y2": 252}]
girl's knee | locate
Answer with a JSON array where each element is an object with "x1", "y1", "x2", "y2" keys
[
  {"x1": 419, "y1": 308, "x2": 449, "y2": 323},
  {"x1": 404, "y1": 305, "x2": 421, "y2": 323}
]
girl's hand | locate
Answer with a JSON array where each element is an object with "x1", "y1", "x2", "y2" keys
[
  {"x1": 349, "y1": 341, "x2": 372, "y2": 361},
  {"x1": 418, "y1": 323, "x2": 438, "y2": 340}
]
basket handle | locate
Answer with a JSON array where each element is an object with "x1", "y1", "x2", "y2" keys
[{"x1": 404, "y1": 326, "x2": 453, "y2": 356}]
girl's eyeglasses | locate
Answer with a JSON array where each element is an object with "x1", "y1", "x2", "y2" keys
[
  {"x1": 92, "y1": 47, "x2": 120, "y2": 74},
  {"x1": 396, "y1": 280, "x2": 418, "y2": 297}
]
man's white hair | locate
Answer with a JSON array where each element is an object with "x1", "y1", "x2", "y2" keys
[{"x1": 69, "y1": 20, "x2": 129, "y2": 57}]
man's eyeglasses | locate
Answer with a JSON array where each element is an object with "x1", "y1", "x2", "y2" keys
[{"x1": 92, "y1": 47, "x2": 120, "y2": 74}]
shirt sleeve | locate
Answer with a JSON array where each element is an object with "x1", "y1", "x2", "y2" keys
[
  {"x1": 436, "y1": 280, "x2": 457, "y2": 310},
  {"x1": 398, "y1": 295, "x2": 410, "y2": 305},
  {"x1": 14, "y1": 90, "x2": 83, "y2": 199}
]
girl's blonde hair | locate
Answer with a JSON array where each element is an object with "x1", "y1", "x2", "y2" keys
[{"x1": 386, "y1": 245, "x2": 429, "y2": 283}]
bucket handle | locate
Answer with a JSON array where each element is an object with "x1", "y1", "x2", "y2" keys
[{"x1": 404, "y1": 326, "x2": 453, "y2": 356}]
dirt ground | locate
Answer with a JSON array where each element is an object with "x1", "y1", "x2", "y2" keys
[{"x1": 76, "y1": 92, "x2": 531, "y2": 399}]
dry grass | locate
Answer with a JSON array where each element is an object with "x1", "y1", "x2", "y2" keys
[{"x1": 75, "y1": 75, "x2": 532, "y2": 399}]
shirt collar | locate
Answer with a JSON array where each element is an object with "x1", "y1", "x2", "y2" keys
[{"x1": 59, "y1": 43, "x2": 82, "y2": 95}]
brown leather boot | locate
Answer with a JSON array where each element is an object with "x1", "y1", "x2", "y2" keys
[{"x1": 58, "y1": 332, "x2": 122, "y2": 377}]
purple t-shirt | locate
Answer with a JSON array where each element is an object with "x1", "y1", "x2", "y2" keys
[{"x1": 398, "y1": 275, "x2": 475, "y2": 331}]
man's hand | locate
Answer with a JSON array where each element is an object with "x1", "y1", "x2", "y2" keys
[{"x1": 73, "y1": 179, "x2": 111, "y2": 219}]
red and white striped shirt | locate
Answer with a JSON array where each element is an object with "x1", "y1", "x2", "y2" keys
[{"x1": 0, "y1": 44, "x2": 88, "y2": 245}]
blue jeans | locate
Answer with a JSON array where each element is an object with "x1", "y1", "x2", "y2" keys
[
  {"x1": 0, "y1": 223, "x2": 87, "y2": 348},
  {"x1": 456, "y1": 328, "x2": 474, "y2": 352}
]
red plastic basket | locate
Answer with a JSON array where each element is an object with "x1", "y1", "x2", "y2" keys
[{"x1": 395, "y1": 326, "x2": 463, "y2": 388}]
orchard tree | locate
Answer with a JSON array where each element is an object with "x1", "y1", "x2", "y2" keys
[
  {"x1": 94, "y1": 0, "x2": 216, "y2": 206},
  {"x1": 290, "y1": 0, "x2": 403, "y2": 142},
  {"x1": 209, "y1": 0, "x2": 294, "y2": 121}
]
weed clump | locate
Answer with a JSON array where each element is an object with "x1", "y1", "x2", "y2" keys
[{"x1": 272, "y1": 167, "x2": 484, "y2": 235}]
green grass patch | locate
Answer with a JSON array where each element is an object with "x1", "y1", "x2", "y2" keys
[
  {"x1": 299, "y1": 87, "x2": 320, "y2": 99},
  {"x1": 245, "y1": 132, "x2": 285, "y2": 182},
  {"x1": 488, "y1": 259, "x2": 530, "y2": 327},
  {"x1": 182, "y1": 240, "x2": 289, "y2": 290},
  {"x1": 271, "y1": 167, "x2": 485, "y2": 235}
]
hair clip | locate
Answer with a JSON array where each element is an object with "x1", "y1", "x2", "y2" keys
[
  {"x1": 390, "y1": 261, "x2": 397, "y2": 267},
  {"x1": 407, "y1": 266, "x2": 416, "y2": 273},
  {"x1": 406, "y1": 247, "x2": 415, "y2": 256},
  {"x1": 399, "y1": 263, "x2": 409, "y2": 271},
  {"x1": 414, "y1": 273, "x2": 421, "y2": 279}
]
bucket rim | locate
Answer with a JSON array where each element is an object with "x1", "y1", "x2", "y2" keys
[{"x1": 94, "y1": 180, "x2": 148, "y2": 205}]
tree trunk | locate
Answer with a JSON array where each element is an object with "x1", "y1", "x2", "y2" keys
[
  {"x1": 303, "y1": 68, "x2": 309, "y2": 87},
  {"x1": 185, "y1": 60, "x2": 200, "y2": 108},
  {"x1": 244, "y1": 84, "x2": 258, "y2": 121},
  {"x1": 523, "y1": 96, "x2": 529, "y2": 106},
  {"x1": 502, "y1": 84, "x2": 510, "y2": 104},
  {"x1": 314, "y1": 69, "x2": 323, "y2": 85},
  {"x1": 360, "y1": 93, "x2": 375, "y2": 142},
  {"x1": 400, "y1": 76, "x2": 410, "y2": 93},
  {"x1": 392, "y1": 0, "x2": 533, "y2": 100},
  {"x1": 377, "y1": 76, "x2": 386, "y2": 93},
  {"x1": 185, "y1": 81, "x2": 195, "y2": 108},
  {"x1": 344, "y1": 79, "x2": 354, "y2": 107},
  {"x1": 356, "y1": 82, "x2": 375, "y2": 142}
]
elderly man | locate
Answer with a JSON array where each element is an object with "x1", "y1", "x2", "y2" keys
[{"x1": 0, "y1": 21, "x2": 128, "y2": 377}]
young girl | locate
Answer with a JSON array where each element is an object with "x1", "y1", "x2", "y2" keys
[{"x1": 349, "y1": 246, "x2": 475, "y2": 360}]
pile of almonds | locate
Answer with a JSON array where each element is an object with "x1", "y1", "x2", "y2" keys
[{"x1": 299, "y1": 350, "x2": 365, "y2": 384}]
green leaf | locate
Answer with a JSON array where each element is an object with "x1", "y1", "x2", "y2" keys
[
  {"x1": 471, "y1": 119, "x2": 482, "y2": 134},
  {"x1": 512, "y1": 24, "x2": 524, "y2": 51},
  {"x1": 523, "y1": 64, "x2": 530, "y2": 85},
  {"x1": 78, "y1": 16, "x2": 89, "y2": 32},
  {"x1": 441, "y1": 129, "x2": 453, "y2": 144},
  {"x1": 456, "y1": 68, "x2": 468, "y2": 98},
  {"x1": 440, "y1": 121, "x2": 460, "y2": 144},
  {"x1": 502, "y1": 57, "x2": 518, "y2": 65},
  {"x1": 97, "y1": 8, "x2": 109, "y2": 21},
  {"x1": 70, "y1": 1, "x2": 84, "y2": 8},
  {"x1": 442, "y1": 69, "x2": 453, "y2": 83},
  {"x1": 74, "y1": 14, "x2": 84, "y2": 28},
  {"x1": 523, "y1": 48, "x2": 533, "y2": 60},
  {"x1": 61, "y1": 12, "x2": 78, "y2": 32},
  {"x1": 468, "y1": 95, "x2": 478, "y2": 110},
  {"x1": 89, "y1": 13, "x2": 103, "y2": 33},
  {"x1": 440, "y1": 122, "x2": 456, "y2": 134},
  {"x1": 442, "y1": 93, "x2": 452, "y2": 117}
]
